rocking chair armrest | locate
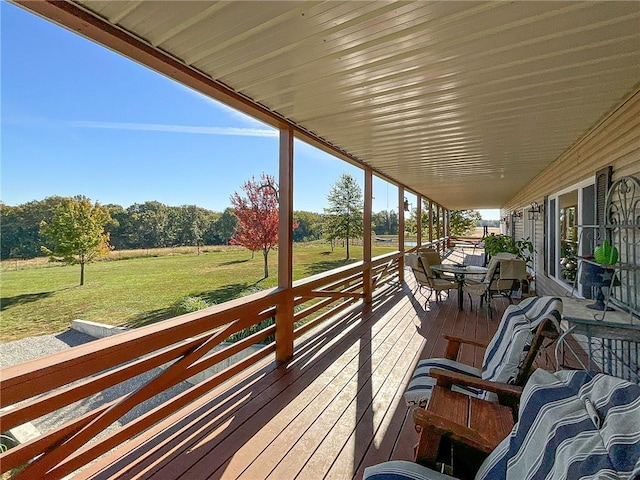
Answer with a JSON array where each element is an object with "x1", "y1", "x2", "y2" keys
[
  {"x1": 430, "y1": 368, "x2": 523, "y2": 399},
  {"x1": 442, "y1": 334, "x2": 488, "y2": 359},
  {"x1": 413, "y1": 407, "x2": 495, "y2": 455}
]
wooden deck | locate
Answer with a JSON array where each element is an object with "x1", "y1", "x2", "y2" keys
[{"x1": 76, "y1": 256, "x2": 519, "y2": 479}]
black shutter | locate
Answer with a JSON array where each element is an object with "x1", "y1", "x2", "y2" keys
[
  {"x1": 595, "y1": 166, "x2": 612, "y2": 243},
  {"x1": 543, "y1": 195, "x2": 548, "y2": 276}
]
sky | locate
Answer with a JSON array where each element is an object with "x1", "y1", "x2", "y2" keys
[{"x1": 0, "y1": 2, "x2": 499, "y2": 220}]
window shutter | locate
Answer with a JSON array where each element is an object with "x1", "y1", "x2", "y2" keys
[
  {"x1": 595, "y1": 166, "x2": 612, "y2": 242},
  {"x1": 543, "y1": 195, "x2": 548, "y2": 276}
]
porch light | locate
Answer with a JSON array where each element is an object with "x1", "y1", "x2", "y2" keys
[
  {"x1": 512, "y1": 211, "x2": 522, "y2": 220},
  {"x1": 404, "y1": 197, "x2": 410, "y2": 211},
  {"x1": 528, "y1": 201, "x2": 542, "y2": 220},
  {"x1": 258, "y1": 180, "x2": 279, "y2": 200}
]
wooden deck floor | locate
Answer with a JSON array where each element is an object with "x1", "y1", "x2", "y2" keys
[{"x1": 79, "y1": 255, "x2": 515, "y2": 480}]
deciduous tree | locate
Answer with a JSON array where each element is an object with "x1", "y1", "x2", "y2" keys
[
  {"x1": 127, "y1": 201, "x2": 170, "y2": 248},
  {"x1": 213, "y1": 207, "x2": 238, "y2": 245},
  {"x1": 450, "y1": 210, "x2": 481, "y2": 236},
  {"x1": 0, "y1": 196, "x2": 67, "y2": 259},
  {"x1": 40, "y1": 196, "x2": 113, "y2": 285},
  {"x1": 324, "y1": 173, "x2": 364, "y2": 259},
  {"x1": 372, "y1": 210, "x2": 398, "y2": 236},
  {"x1": 230, "y1": 173, "x2": 280, "y2": 278},
  {"x1": 293, "y1": 211, "x2": 323, "y2": 242}
]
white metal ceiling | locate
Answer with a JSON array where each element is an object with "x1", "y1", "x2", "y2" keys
[{"x1": 22, "y1": 1, "x2": 640, "y2": 209}]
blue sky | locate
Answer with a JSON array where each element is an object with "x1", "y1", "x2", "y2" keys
[{"x1": 1, "y1": 2, "x2": 499, "y2": 220}]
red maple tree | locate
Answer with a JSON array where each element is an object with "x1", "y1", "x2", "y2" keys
[{"x1": 230, "y1": 173, "x2": 281, "y2": 278}]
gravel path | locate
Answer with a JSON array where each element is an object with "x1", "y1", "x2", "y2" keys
[{"x1": 1, "y1": 329, "x2": 96, "y2": 368}]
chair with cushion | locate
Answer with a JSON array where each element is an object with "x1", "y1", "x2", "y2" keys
[
  {"x1": 404, "y1": 296, "x2": 562, "y2": 407},
  {"x1": 417, "y1": 248, "x2": 455, "y2": 281},
  {"x1": 463, "y1": 253, "x2": 526, "y2": 319},
  {"x1": 406, "y1": 253, "x2": 457, "y2": 305},
  {"x1": 365, "y1": 369, "x2": 640, "y2": 480}
]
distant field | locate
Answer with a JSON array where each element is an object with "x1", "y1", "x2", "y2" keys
[
  {"x1": 0, "y1": 243, "x2": 396, "y2": 342},
  {"x1": 471, "y1": 227, "x2": 501, "y2": 237}
]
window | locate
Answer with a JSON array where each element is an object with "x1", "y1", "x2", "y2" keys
[{"x1": 546, "y1": 178, "x2": 595, "y2": 294}]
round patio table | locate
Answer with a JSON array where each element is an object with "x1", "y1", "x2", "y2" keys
[{"x1": 431, "y1": 264, "x2": 488, "y2": 310}]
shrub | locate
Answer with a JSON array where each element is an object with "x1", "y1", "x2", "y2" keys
[
  {"x1": 172, "y1": 295, "x2": 211, "y2": 315},
  {"x1": 226, "y1": 317, "x2": 275, "y2": 344}
]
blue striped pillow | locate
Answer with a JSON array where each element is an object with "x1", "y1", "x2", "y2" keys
[
  {"x1": 478, "y1": 369, "x2": 640, "y2": 480},
  {"x1": 481, "y1": 297, "x2": 562, "y2": 389}
]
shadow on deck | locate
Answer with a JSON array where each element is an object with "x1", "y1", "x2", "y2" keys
[{"x1": 80, "y1": 256, "x2": 517, "y2": 480}]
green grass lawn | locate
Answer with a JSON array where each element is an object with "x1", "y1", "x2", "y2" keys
[{"x1": 1, "y1": 243, "x2": 396, "y2": 342}]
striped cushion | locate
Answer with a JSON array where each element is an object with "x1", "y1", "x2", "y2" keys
[
  {"x1": 478, "y1": 369, "x2": 640, "y2": 480},
  {"x1": 363, "y1": 460, "x2": 456, "y2": 480},
  {"x1": 404, "y1": 296, "x2": 562, "y2": 406},
  {"x1": 404, "y1": 359, "x2": 483, "y2": 406},
  {"x1": 481, "y1": 297, "x2": 562, "y2": 387}
]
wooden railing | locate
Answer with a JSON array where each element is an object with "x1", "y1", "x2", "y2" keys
[{"x1": 0, "y1": 252, "x2": 403, "y2": 479}]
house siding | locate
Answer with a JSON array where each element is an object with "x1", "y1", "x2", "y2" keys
[{"x1": 501, "y1": 87, "x2": 640, "y2": 297}]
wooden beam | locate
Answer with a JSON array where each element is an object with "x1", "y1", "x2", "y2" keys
[
  {"x1": 276, "y1": 126, "x2": 294, "y2": 363},
  {"x1": 445, "y1": 208, "x2": 451, "y2": 248},
  {"x1": 428, "y1": 199, "x2": 433, "y2": 243},
  {"x1": 363, "y1": 169, "x2": 373, "y2": 303},
  {"x1": 372, "y1": 259, "x2": 395, "y2": 289},
  {"x1": 436, "y1": 204, "x2": 442, "y2": 252},
  {"x1": 308, "y1": 291, "x2": 364, "y2": 299},
  {"x1": 398, "y1": 187, "x2": 405, "y2": 283},
  {"x1": 416, "y1": 195, "x2": 422, "y2": 247}
]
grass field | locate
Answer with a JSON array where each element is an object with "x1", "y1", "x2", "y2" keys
[{"x1": 1, "y1": 243, "x2": 397, "y2": 342}]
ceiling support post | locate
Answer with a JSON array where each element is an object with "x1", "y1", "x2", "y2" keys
[
  {"x1": 276, "y1": 126, "x2": 294, "y2": 363},
  {"x1": 398, "y1": 186, "x2": 405, "y2": 284},
  {"x1": 363, "y1": 169, "x2": 373, "y2": 303},
  {"x1": 416, "y1": 195, "x2": 422, "y2": 248}
]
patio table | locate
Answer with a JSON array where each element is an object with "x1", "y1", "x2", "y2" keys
[{"x1": 431, "y1": 264, "x2": 488, "y2": 310}]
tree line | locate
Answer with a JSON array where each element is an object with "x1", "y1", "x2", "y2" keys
[
  {"x1": 0, "y1": 188, "x2": 401, "y2": 262},
  {"x1": 0, "y1": 197, "x2": 328, "y2": 260},
  {"x1": 1, "y1": 174, "x2": 483, "y2": 264}
]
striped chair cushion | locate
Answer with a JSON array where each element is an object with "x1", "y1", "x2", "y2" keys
[
  {"x1": 480, "y1": 297, "x2": 562, "y2": 389},
  {"x1": 363, "y1": 460, "x2": 456, "y2": 480},
  {"x1": 478, "y1": 369, "x2": 640, "y2": 480},
  {"x1": 404, "y1": 360, "x2": 483, "y2": 406},
  {"x1": 404, "y1": 296, "x2": 562, "y2": 406}
]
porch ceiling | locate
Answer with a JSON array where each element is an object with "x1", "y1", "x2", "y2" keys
[{"x1": 18, "y1": 1, "x2": 640, "y2": 209}]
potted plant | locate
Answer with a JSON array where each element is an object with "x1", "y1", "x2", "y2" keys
[
  {"x1": 483, "y1": 234, "x2": 535, "y2": 269},
  {"x1": 593, "y1": 239, "x2": 619, "y2": 266},
  {"x1": 483, "y1": 234, "x2": 535, "y2": 295}
]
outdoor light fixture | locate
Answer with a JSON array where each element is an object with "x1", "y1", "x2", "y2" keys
[
  {"x1": 528, "y1": 201, "x2": 542, "y2": 220},
  {"x1": 258, "y1": 180, "x2": 279, "y2": 200},
  {"x1": 512, "y1": 211, "x2": 522, "y2": 220},
  {"x1": 404, "y1": 197, "x2": 410, "y2": 211}
]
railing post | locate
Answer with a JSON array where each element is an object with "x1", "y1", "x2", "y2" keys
[
  {"x1": 276, "y1": 125, "x2": 294, "y2": 363},
  {"x1": 436, "y1": 204, "x2": 441, "y2": 252},
  {"x1": 446, "y1": 209, "x2": 451, "y2": 248},
  {"x1": 363, "y1": 169, "x2": 373, "y2": 303},
  {"x1": 428, "y1": 199, "x2": 433, "y2": 244}
]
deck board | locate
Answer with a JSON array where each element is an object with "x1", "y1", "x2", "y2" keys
[{"x1": 81, "y1": 261, "x2": 520, "y2": 480}]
